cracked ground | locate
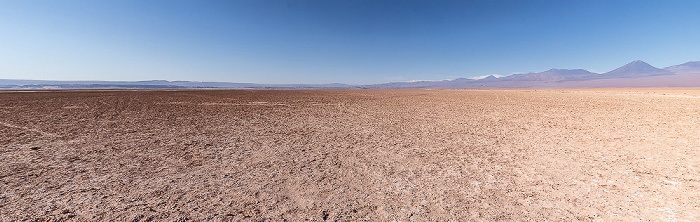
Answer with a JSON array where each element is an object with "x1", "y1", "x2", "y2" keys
[{"x1": 1, "y1": 89, "x2": 699, "y2": 221}]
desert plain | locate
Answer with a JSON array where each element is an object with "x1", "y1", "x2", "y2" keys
[{"x1": 1, "y1": 88, "x2": 699, "y2": 221}]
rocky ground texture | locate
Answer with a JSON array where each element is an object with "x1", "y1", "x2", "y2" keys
[{"x1": 1, "y1": 89, "x2": 699, "y2": 221}]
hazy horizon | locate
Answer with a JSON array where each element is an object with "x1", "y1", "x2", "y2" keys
[{"x1": 2, "y1": 0, "x2": 699, "y2": 84}]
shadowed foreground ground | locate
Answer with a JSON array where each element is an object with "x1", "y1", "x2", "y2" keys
[{"x1": 1, "y1": 89, "x2": 699, "y2": 221}]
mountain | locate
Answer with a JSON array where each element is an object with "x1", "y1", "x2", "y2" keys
[
  {"x1": 368, "y1": 60, "x2": 699, "y2": 88},
  {"x1": 478, "y1": 75, "x2": 500, "y2": 81},
  {"x1": 368, "y1": 69, "x2": 600, "y2": 88},
  {"x1": 0, "y1": 79, "x2": 357, "y2": 89},
  {"x1": 601, "y1": 60, "x2": 672, "y2": 78},
  {"x1": 664, "y1": 61, "x2": 700, "y2": 73},
  {"x1": 366, "y1": 79, "x2": 470, "y2": 89},
  {"x1": 501, "y1": 69, "x2": 597, "y2": 82},
  {"x1": 3, "y1": 60, "x2": 700, "y2": 89}
]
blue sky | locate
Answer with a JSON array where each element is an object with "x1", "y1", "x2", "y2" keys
[{"x1": 1, "y1": 0, "x2": 699, "y2": 84}]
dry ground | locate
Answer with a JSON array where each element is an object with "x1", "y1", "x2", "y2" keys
[{"x1": 1, "y1": 89, "x2": 699, "y2": 221}]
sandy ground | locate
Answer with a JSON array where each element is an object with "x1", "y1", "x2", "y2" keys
[{"x1": 1, "y1": 89, "x2": 699, "y2": 221}]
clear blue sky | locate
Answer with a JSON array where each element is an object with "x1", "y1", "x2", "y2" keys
[{"x1": 1, "y1": 0, "x2": 699, "y2": 84}]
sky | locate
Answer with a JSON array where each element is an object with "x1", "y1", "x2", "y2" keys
[{"x1": 1, "y1": 0, "x2": 700, "y2": 84}]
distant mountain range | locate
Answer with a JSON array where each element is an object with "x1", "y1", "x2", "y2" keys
[
  {"x1": 2, "y1": 60, "x2": 700, "y2": 89},
  {"x1": 0, "y1": 79, "x2": 355, "y2": 90},
  {"x1": 366, "y1": 60, "x2": 700, "y2": 88}
]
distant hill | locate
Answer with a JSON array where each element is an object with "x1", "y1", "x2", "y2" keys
[
  {"x1": 500, "y1": 69, "x2": 597, "y2": 82},
  {"x1": 599, "y1": 60, "x2": 672, "y2": 78},
  {"x1": 367, "y1": 60, "x2": 700, "y2": 89},
  {"x1": 0, "y1": 79, "x2": 357, "y2": 90},
  {"x1": 664, "y1": 61, "x2": 700, "y2": 73},
  {"x1": 3, "y1": 60, "x2": 700, "y2": 89}
]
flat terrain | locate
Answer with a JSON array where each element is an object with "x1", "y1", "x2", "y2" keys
[{"x1": 1, "y1": 89, "x2": 699, "y2": 221}]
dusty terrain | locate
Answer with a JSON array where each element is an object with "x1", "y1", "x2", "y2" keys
[{"x1": 1, "y1": 89, "x2": 699, "y2": 221}]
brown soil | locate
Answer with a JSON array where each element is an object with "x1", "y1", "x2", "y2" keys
[{"x1": 1, "y1": 89, "x2": 699, "y2": 221}]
